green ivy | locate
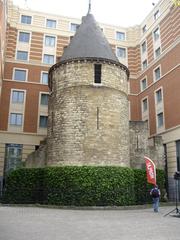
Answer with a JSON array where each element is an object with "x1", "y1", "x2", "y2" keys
[
  {"x1": 133, "y1": 168, "x2": 165, "y2": 204},
  {"x1": 2, "y1": 166, "x2": 165, "y2": 206}
]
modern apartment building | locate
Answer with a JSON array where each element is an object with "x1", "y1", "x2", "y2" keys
[
  {"x1": 0, "y1": 0, "x2": 7, "y2": 98},
  {"x1": 0, "y1": 0, "x2": 8, "y2": 188},
  {"x1": 0, "y1": 0, "x2": 179, "y2": 194},
  {"x1": 128, "y1": 0, "x2": 180, "y2": 193}
]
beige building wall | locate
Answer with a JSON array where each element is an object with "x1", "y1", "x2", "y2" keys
[{"x1": 0, "y1": 131, "x2": 46, "y2": 175}]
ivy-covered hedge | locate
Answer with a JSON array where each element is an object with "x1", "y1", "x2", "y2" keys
[
  {"x1": 3, "y1": 168, "x2": 45, "y2": 204},
  {"x1": 2, "y1": 166, "x2": 165, "y2": 206},
  {"x1": 44, "y1": 166, "x2": 135, "y2": 206},
  {"x1": 133, "y1": 169, "x2": 165, "y2": 204}
]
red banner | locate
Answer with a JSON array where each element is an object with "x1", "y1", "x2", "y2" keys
[{"x1": 145, "y1": 156, "x2": 156, "y2": 185}]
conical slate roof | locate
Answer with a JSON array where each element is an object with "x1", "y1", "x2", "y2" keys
[{"x1": 60, "y1": 14, "x2": 119, "y2": 64}]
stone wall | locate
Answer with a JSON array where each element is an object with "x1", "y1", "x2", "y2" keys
[
  {"x1": 25, "y1": 120, "x2": 164, "y2": 169},
  {"x1": 25, "y1": 61, "x2": 164, "y2": 169},
  {"x1": 129, "y1": 121, "x2": 164, "y2": 169},
  {"x1": 25, "y1": 139, "x2": 47, "y2": 168},
  {"x1": 47, "y1": 61, "x2": 130, "y2": 166}
]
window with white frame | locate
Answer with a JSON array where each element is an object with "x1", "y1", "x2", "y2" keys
[
  {"x1": 157, "y1": 112, "x2": 164, "y2": 128},
  {"x1": 142, "y1": 98, "x2": 148, "y2": 112},
  {"x1": 16, "y1": 51, "x2": 28, "y2": 61},
  {"x1": 21, "y1": 15, "x2": 32, "y2": 24},
  {"x1": 116, "y1": 31, "x2": 125, "y2": 41},
  {"x1": 46, "y1": 19, "x2": 56, "y2": 28},
  {"x1": 45, "y1": 36, "x2": 56, "y2": 47},
  {"x1": 141, "y1": 41, "x2": 147, "y2": 53},
  {"x1": 10, "y1": 113, "x2": 23, "y2": 126},
  {"x1": 153, "y1": 28, "x2": 160, "y2": 41},
  {"x1": 41, "y1": 72, "x2": 48, "y2": 84},
  {"x1": 12, "y1": 90, "x2": 24, "y2": 103},
  {"x1": 155, "y1": 47, "x2": 161, "y2": 58},
  {"x1": 142, "y1": 25, "x2": 147, "y2": 33},
  {"x1": 19, "y1": 32, "x2": 30, "y2": 43},
  {"x1": 155, "y1": 89, "x2": 162, "y2": 104},
  {"x1": 70, "y1": 23, "x2": 79, "y2": 32},
  {"x1": 154, "y1": 10, "x2": 160, "y2": 20},
  {"x1": 154, "y1": 66, "x2": 161, "y2": 81},
  {"x1": 141, "y1": 78, "x2": 147, "y2": 91},
  {"x1": 40, "y1": 93, "x2": 48, "y2": 105},
  {"x1": 116, "y1": 47, "x2": 126, "y2": 58},
  {"x1": 14, "y1": 69, "x2": 27, "y2": 81},
  {"x1": 142, "y1": 59, "x2": 147, "y2": 70},
  {"x1": 43, "y1": 54, "x2": 54, "y2": 64},
  {"x1": 39, "y1": 115, "x2": 48, "y2": 128}
]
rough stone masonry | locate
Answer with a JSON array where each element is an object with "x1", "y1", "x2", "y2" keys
[{"x1": 26, "y1": 13, "x2": 164, "y2": 169}]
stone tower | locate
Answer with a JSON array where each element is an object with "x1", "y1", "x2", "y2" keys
[{"x1": 47, "y1": 14, "x2": 130, "y2": 166}]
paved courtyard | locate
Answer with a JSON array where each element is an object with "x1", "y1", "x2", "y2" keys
[{"x1": 0, "y1": 205, "x2": 180, "y2": 240}]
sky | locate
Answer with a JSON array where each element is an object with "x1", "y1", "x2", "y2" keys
[{"x1": 12, "y1": 0, "x2": 160, "y2": 27}]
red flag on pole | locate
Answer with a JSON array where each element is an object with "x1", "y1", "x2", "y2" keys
[{"x1": 145, "y1": 156, "x2": 156, "y2": 185}]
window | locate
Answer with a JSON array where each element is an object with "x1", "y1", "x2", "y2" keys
[
  {"x1": 142, "y1": 59, "x2": 147, "y2": 70},
  {"x1": 39, "y1": 116, "x2": 48, "y2": 128},
  {"x1": 41, "y1": 72, "x2": 48, "y2": 84},
  {"x1": 153, "y1": 28, "x2": 160, "y2": 41},
  {"x1": 155, "y1": 47, "x2": 161, "y2": 58},
  {"x1": 116, "y1": 31, "x2": 125, "y2": 41},
  {"x1": 94, "y1": 64, "x2": 101, "y2": 84},
  {"x1": 154, "y1": 10, "x2": 160, "y2": 20},
  {"x1": 141, "y1": 41, "x2": 147, "y2": 53},
  {"x1": 14, "y1": 69, "x2": 26, "y2": 81},
  {"x1": 157, "y1": 112, "x2": 164, "y2": 128},
  {"x1": 142, "y1": 25, "x2": 147, "y2": 33},
  {"x1": 10, "y1": 113, "x2": 23, "y2": 126},
  {"x1": 141, "y1": 78, "x2": 147, "y2": 91},
  {"x1": 21, "y1": 15, "x2": 32, "y2": 24},
  {"x1": 41, "y1": 94, "x2": 48, "y2": 105},
  {"x1": 43, "y1": 54, "x2": 54, "y2": 64},
  {"x1": 19, "y1": 32, "x2": 30, "y2": 43},
  {"x1": 142, "y1": 98, "x2": 148, "y2": 112},
  {"x1": 16, "y1": 51, "x2": 28, "y2": 61},
  {"x1": 12, "y1": 91, "x2": 24, "y2": 103},
  {"x1": 4, "y1": 144, "x2": 23, "y2": 174},
  {"x1": 156, "y1": 89, "x2": 162, "y2": 103},
  {"x1": 117, "y1": 47, "x2": 126, "y2": 58},
  {"x1": 70, "y1": 23, "x2": 79, "y2": 32},
  {"x1": 154, "y1": 67, "x2": 161, "y2": 81},
  {"x1": 46, "y1": 19, "x2": 56, "y2": 28},
  {"x1": 45, "y1": 36, "x2": 56, "y2": 47},
  {"x1": 176, "y1": 141, "x2": 180, "y2": 171}
]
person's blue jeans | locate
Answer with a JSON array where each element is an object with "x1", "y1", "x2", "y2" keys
[{"x1": 152, "y1": 197, "x2": 159, "y2": 212}]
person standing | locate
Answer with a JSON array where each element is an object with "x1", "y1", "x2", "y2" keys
[{"x1": 150, "y1": 184, "x2": 161, "y2": 212}]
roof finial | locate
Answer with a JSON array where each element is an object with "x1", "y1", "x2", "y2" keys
[{"x1": 88, "y1": 0, "x2": 91, "y2": 14}]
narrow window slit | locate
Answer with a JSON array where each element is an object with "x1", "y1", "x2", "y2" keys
[
  {"x1": 94, "y1": 64, "x2": 101, "y2": 84},
  {"x1": 97, "y1": 107, "x2": 99, "y2": 130}
]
